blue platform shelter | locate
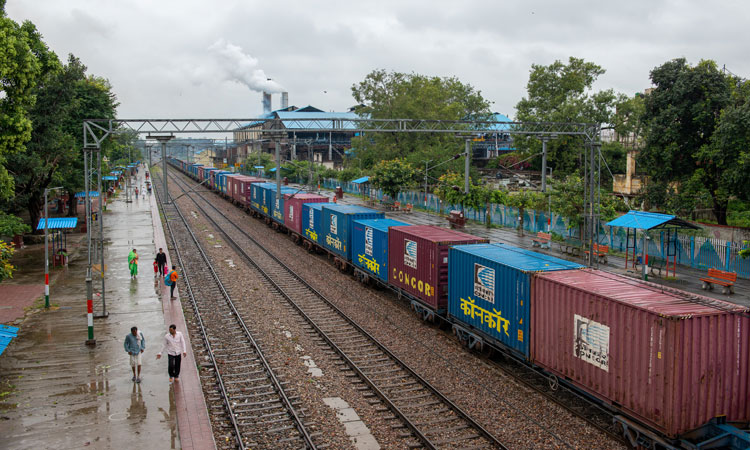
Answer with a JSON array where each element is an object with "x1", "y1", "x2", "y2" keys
[{"x1": 606, "y1": 210, "x2": 699, "y2": 279}]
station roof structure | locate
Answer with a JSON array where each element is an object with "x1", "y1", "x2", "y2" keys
[
  {"x1": 36, "y1": 217, "x2": 79, "y2": 230},
  {"x1": 74, "y1": 191, "x2": 99, "y2": 198},
  {"x1": 606, "y1": 210, "x2": 700, "y2": 230}
]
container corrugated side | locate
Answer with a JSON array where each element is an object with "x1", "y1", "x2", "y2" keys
[
  {"x1": 532, "y1": 268, "x2": 750, "y2": 438},
  {"x1": 448, "y1": 243, "x2": 583, "y2": 358},
  {"x1": 321, "y1": 205, "x2": 384, "y2": 260},
  {"x1": 388, "y1": 225, "x2": 487, "y2": 311},
  {"x1": 269, "y1": 187, "x2": 296, "y2": 223},
  {"x1": 251, "y1": 183, "x2": 276, "y2": 214},
  {"x1": 302, "y1": 203, "x2": 325, "y2": 244},
  {"x1": 352, "y1": 219, "x2": 410, "y2": 283},
  {"x1": 285, "y1": 194, "x2": 328, "y2": 235}
]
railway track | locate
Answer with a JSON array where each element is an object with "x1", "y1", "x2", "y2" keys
[
  {"x1": 164, "y1": 170, "x2": 508, "y2": 450},
  {"x1": 154, "y1": 180, "x2": 316, "y2": 450}
]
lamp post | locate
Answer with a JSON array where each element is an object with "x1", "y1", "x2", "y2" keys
[{"x1": 44, "y1": 186, "x2": 63, "y2": 308}]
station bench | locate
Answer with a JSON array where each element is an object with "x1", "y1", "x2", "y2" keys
[
  {"x1": 584, "y1": 243, "x2": 609, "y2": 264},
  {"x1": 447, "y1": 210, "x2": 466, "y2": 229},
  {"x1": 531, "y1": 231, "x2": 551, "y2": 249},
  {"x1": 559, "y1": 237, "x2": 582, "y2": 256},
  {"x1": 648, "y1": 256, "x2": 667, "y2": 277},
  {"x1": 700, "y1": 268, "x2": 737, "y2": 295},
  {"x1": 401, "y1": 203, "x2": 413, "y2": 213}
]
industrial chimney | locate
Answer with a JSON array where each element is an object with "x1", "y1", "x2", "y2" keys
[
  {"x1": 262, "y1": 92, "x2": 272, "y2": 115},
  {"x1": 281, "y1": 92, "x2": 289, "y2": 110}
]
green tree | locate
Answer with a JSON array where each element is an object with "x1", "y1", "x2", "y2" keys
[
  {"x1": 433, "y1": 172, "x2": 496, "y2": 212},
  {"x1": 350, "y1": 69, "x2": 491, "y2": 178},
  {"x1": 370, "y1": 159, "x2": 416, "y2": 199},
  {"x1": 506, "y1": 190, "x2": 546, "y2": 236},
  {"x1": 0, "y1": 240, "x2": 16, "y2": 282},
  {"x1": 639, "y1": 58, "x2": 740, "y2": 224},
  {"x1": 515, "y1": 57, "x2": 617, "y2": 177},
  {"x1": 0, "y1": 2, "x2": 54, "y2": 201},
  {"x1": 549, "y1": 175, "x2": 622, "y2": 238}
]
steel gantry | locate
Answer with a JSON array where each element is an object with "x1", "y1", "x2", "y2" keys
[{"x1": 81, "y1": 116, "x2": 603, "y2": 339}]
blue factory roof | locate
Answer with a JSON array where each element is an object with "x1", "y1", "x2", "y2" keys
[
  {"x1": 606, "y1": 210, "x2": 699, "y2": 230},
  {"x1": 452, "y1": 243, "x2": 584, "y2": 272},
  {"x1": 36, "y1": 217, "x2": 79, "y2": 230},
  {"x1": 240, "y1": 108, "x2": 360, "y2": 130}
]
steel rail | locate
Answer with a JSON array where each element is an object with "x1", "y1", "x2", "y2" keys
[
  {"x1": 154, "y1": 173, "x2": 316, "y2": 450},
  {"x1": 167, "y1": 169, "x2": 507, "y2": 450}
]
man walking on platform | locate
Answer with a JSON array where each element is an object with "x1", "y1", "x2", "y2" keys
[
  {"x1": 166, "y1": 265, "x2": 179, "y2": 299},
  {"x1": 156, "y1": 324, "x2": 187, "y2": 383},
  {"x1": 128, "y1": 248, "x2": 139, "y2": 279},
  {"x1": 124, "y1": 326, "x2": 145, "y2": 383},
  {"x1": 155, "y1": 248, "x2": 167, "y2": 278}
]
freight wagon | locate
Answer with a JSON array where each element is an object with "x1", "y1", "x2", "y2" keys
[
  {"x1": 301, "y1": 202, "x2": 326, "y2": 249},
  {"x1": 448, "y1": 243, "x2": 583, "y2": 357},
  {"x1": 285, "y1": 193, "x2": 328, "y2": 238},
  {"x1": 389, "y1": 225, "x2": 488, "y2": 319},
  {"x1": 321, "y1": 204, "x2": 384, "y2": 267},
  {"x1": 532, "y1": 269, "x2": 750, "y2": 442},
  {"x1": 352, "y1": 219, "x2": 411, "y2": 285}
]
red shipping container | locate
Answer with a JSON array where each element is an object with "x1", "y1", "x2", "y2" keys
[
  {"x1": 284, "y1": 193, "x2": 328, "y2": 235},
  {"x1": 388, "y1": 225, "x2": 487, "y2": 311},
  {"x1": 229, "y1": 176, "x2": 263, "y2": 206},
  {"x1": 532, "y1": 269, "x2": 750, "y2": 438}
]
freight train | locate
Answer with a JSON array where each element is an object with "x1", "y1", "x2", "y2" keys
[{"x1": 166, "y1": 158, "x2": 750, "y2": 449}]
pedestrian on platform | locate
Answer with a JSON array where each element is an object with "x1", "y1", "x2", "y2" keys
[
  {"x1": 124, "y1": 326, "x2": 145, "y2": 383},
  {"x1": 155, "y1": 248, "x2": 167, "y2": 278},
  {"x1": 128, "y1": 248, "x2": 139, "y2": 279},
  {"x1": 156, "y1": 324, "x2": 186, "y2": 383},
  {"x1": 135, "y1": 186, "x2": 139, "y2": 197},
  {"x1": 166, "y1": 265, "x2": 179, "y2": 299}
]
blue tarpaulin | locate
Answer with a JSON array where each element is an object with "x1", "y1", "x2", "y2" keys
[
  {"x1": 0, "y1": 324, "x2": 19, "y2": 356},
  {"x1": 36, "y1": 217, "x2": 78, "y2": 230}
]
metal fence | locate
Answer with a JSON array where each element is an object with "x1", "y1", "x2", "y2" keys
[{"x1": 256, "y1": 174, "x2": 750, "y2": 279}]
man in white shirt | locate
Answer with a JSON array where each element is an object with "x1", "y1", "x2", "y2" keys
[{"x1": 156, "y1": 324, "x2": 187, "y2": 383}]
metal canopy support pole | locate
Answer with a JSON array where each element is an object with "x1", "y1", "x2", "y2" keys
[
  {"x1": 275, "y1": 139, "x2": 281, "y2": 200},
  {"x1": 84, "y1": 147, "x2": 95, "y2": 346},
  {"x1": 96, "y1": 147, "x2": 107, "y2": 318},
  {"x1": 328, "y1": 132, "x2": 332, "y2": 162},
  {"x1": 292, "y1": 133, "x2": 297, "y2": 160},
  {"x1": 44, "y1": 190, "x2": 49, "y2": 308},
  {"x1": 541, "y1": 138, "x2": 548, "y2": 193},
  {"x1": 464, "y1": 140, "x2": 470, "y2": 195}
]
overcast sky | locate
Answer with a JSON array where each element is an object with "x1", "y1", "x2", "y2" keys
[{"x1": 6, "y1": 0, "x2": 750, "y2": 120}]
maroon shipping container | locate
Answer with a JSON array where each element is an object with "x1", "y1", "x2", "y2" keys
[
  {"x1": 388, "y1": 226, "x2": 487, "y2": 311},
  {"x1": 284, "y1": 193, "x2": 328, "y2": 235},
  {"x1": 532, "y1": 269, "x2": 750, "y2": 438},
  {"x1": 229, "y1": 176, "x2": 263, "y2": 206}
]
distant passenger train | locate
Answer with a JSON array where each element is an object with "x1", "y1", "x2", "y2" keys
[{"x1": 167, "y1": 157, "x2": 750, "y2": 450}]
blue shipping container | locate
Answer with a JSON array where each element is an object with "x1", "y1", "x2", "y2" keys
[
  {"x1": 216, "y1": 171, "x2": 232, "y2": 193},
  {"x1": 448, "y1": 243, "x2": 583, "y2": 358},
  {"x1": 321, "y1": 205, "x2": 384, "y2": 260},
  {"x1": 352, "y1": 219, "x2": 411, "y2": 283},
  {"x1": 302, "y1": 203, "x2": 326, "y2": 244},
  {"x1": 250, "y1": 182, "x2": 268, "y2": 213},
  {"x1": 267, "y1": 186, "x2": 296, "y2": 222}
]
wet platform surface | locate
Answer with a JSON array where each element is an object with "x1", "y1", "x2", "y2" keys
[{"x1": 0, "y1": 169, "x2": 211, "y2": 449}]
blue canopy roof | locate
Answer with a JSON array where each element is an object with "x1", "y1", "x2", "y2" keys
[
  {"x1": 74, "y1": 191, "x2": 99, "y2": 198},
  {"x1": 254, "y1": 165, "x2": 265, "y2": 169},
  {"x1": 110, "y1": 171, "x2": 122, "y2": 175},
  {"x1": 102, "y1": 176, "x2": 118, "y2": 181},
  {"x1": 0, "y1": 324, "x2": 19, "y2": 357},
  {"x1": 37, "y1": 217, "x2": 78, "y2": 230},
  {"x1": 606, "y1": 210, "x2": 699, "y2": 230},
  {"x1": 351, "y1": 176, "x2": 370, "y2": 184}
]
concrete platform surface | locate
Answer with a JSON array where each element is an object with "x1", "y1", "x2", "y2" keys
[
  {"x1": 0, "y1": 169, "x2": 210, "y2": 449},
  {"x1": 0, "y1": 285, "x2": 44, "y2": 324}
]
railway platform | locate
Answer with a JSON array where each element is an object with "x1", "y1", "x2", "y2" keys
[{"x1": 0, "y1": 169, "x2": 214, "y2": 449}]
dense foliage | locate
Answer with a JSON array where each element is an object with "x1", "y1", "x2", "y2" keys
[{"x1": 370, "y1": 159, "x2": 416, "y2": 199}]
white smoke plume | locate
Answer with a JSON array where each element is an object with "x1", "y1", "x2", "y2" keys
[{"x1": 208, "y1": 39, "x2": 283, "y2": 93}]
